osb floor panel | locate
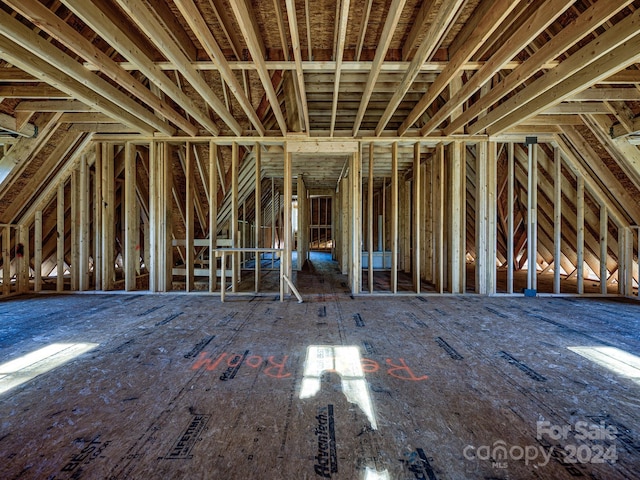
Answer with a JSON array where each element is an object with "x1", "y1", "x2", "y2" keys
[{"x1": 0, "y1": 259, "x2": 639, "y2": 479}]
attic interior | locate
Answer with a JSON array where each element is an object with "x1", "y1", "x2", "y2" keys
[{"x1": 0, "y1": 0, "x2": 639, "y2": 478}]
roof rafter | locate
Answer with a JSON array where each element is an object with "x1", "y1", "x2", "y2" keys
[
  {"x1": 5, "y1": 0, "x2": 197, "y2": 136},
  {"x1": 0, "y1": 12, "x2": 167, "y2": 134},
  {"x1": 398, "y1": 0, "x2": 524, "y2": 135},
  {"x1": 446, "y1": 0, "x2": 636, "y2": 136},
  {"x1": 284, "y1": 0, "x2": 310, "y2": 133},
  {"x1": 352, "y1": 0, "x2": 407, "y2": 136},
  {"x1": 113, "y1": 0, "x2": 242, "y2": 135},
  {"x1": 329, "y1": 0, "x2": 351, "y2": 136},
  {"x1": 374, "y1": 0, "x2": 465, "y2": 136},
  {"x1": 173, "y1": 0, "x2": 265, "y2": 136},
  {"x1": 60, "y1": 0, "x2": 220, "y2": 135},
  {"x1": 230, "y1": 0, "x2": 288, "y2": 135},
  {"x1": 472, "y1": 8, "x2": 640, "y2": 134}
]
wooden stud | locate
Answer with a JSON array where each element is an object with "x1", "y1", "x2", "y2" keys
[
  {"x1": 437, "y1": 143, "x2": 445, "y2": 294},
  {"x1": 600, "y1": 206, "x2": 608, "y2": 295},
  {"x1": 476, "y1": 142, "x2": 488, "y2": 294},
  {"x1": 507, "y1": 143, "x2": 515, "y2": 293},
  {"x1": 553, "y1": 146, "x2": 562, "y2": 294},
  {"x1": 284, "y1": 144, "x2": 292, "y2": 292},
  {"x1": 413, "y1": 143, "x2": 421, "y2": 293},
  {"x1": 70, "y1": 168, "x2": 79, "y2": 291},
  {"x1": 208, "y1": 141, "x2": 217, "y2": 292},
  {"x1": 391, "y1": 142, "x2": 398, "y2": 294},
  {"x1": 527, "y1": 143, "x2": 538, "y2": 291},
  {"x1": 255, "y1": 144, "x2": 261, "y2": 291},
  {"x1": 185, "y1": 143, "x2": 195, "y2": 292},
  {"x1": 231, "y1": 142, "x2": 239, "y2": 292},
  {"x1": 368, "y1": 144, "x2": 374, "y2": 293},
  {"x1": 94, "y1": 143, "x2": 102, "y2": 290},
  {"x1": 2, "y1": 226, "x2": 10, "y2": 295},
  {"x1": 576, "y1": 174, "x2": 584, "y2": 294},
  {"x1": 57, "y1": 182, "x2": 65, "y2": 292},
  {"x1": 351, "y1": 147, "x2": 362, "y2": 294},
  {"x1": 79, "y1": 155, "x2": 90, "y2": 291},
  {"x1": 124, "y1": 143, "x2": 137, "y2": 291},
  {"x1": 449, "y1": 141, "x2": 465, "y2": 293},
  {"x1": 34, "y1": 210, "x2": 42, "y2": 292}
]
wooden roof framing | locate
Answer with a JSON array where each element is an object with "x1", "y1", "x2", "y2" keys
[{"x1": 0, "y1": 0, "x2": 639, "y2": 276}]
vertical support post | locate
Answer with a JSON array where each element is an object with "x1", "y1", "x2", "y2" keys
[
  {"x1": 553, "y1": 147, "x2": 562, "y2": 294},
  {"x1": 34, "y1": 210, "x2": 42, "y2": 292},
  {"x1": 185, "y1": 142, "x2": 194, "y2": 292},
  {"x1": 271, "y1": 177, "x2": 276, "y2": 268},
  {"x1": 284, "y1": 143, "x2": 292, "y2": 293},
  {"x1": 350, "y1": 147, "x2": 362, "y2": 294},
  {"x1": 102, "y1": 143, "x2": 115, "y2": 291},
  {"x1": 79, "y1": 155, "x2": 90, "y2": 291},
  {"x1": 57, "y1": 182, "x2": 65, "y2": 292},
  {"x1": 125, "y1": 142, "x2": 137, "y2": 291},
  {"x1": 297, "y1": 175, "x2": 307, "y2": 271},
  {"x1": 487, "y1": 141, "x2": 497, "y2": 295},
  {"x1": 449, "y1": 141, "x2": 465, "y2": 293},
  {"x1": 209, "y1": 141, "x2": 218, "y2": 291},
  {"x1": 340, "y1": 177, "x2": 348, "y2": 274},
  {"x1": 477, "y1": 141, "x2": 497, "y2": 294},
  {"x1": 437, "y1": 143, "x2": 445, "y2": 294},
  {"x1": 231, "y1": 142, "x2": 239, "y2": 292},
  {"x1": 476, "y1": 141, "x2": 488, "y2": 294},
  {"x1": 255, "y1": 143, "x2": 261, "y2": 292},
  {"x1": 600, "y1": 206, "x2": 608, "y2": 295},
  {"x1": 368, "y1": 143, "x2": 374, "y2": 293},
  {"x1": 424, "y1": 160, "x2": 432, "y2": 282},
  {"x1": 618, "y1": 226, "x2": 633, "y2": 296},
  {"x1": 18, "y1": 224, "x2": 29, "y2": 293},
  {"x1": 164, "y1": 143, "x2": 173, "y2": 291},
  {"x1": 94, "y1": 143, "x2": 102, "y2": 290},
  {"x1": 413, "y1": 142, "x2": 421, "y2": 293},
  {"x1": 507, "y1": 143, "x2": 514, "y2": 294},
  {"x1": 70, "y1": 168, "x2": 79, "y2": 291},
  {"x1": 391, "y1": 142, "x2": 398, "y2": 294},
  {"x1": 2, "y1": 225, "x2": 10, "y2": 295},
  {"x1": 527, "y1": 141, "x2": 538, "y2": 292},
  {"x1": 576, "y1": 175, "x2": 584, "y2": 294}
]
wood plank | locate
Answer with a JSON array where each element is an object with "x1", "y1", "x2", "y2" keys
[
  {"x1": 94, "y1": 143, "x2": 102, "y2": 291},
  {"x1": 34, "y1": 210, "x2": 42, "y2": 292},
  {"x1": 79, "y1": 155, "x2": 90, "y2": 291},
  {"x1": 507, "y1": 143, "x2": 514, "y2": 293},
  {"x1": 368, "y1": 143, "x2": 374, "y2": 293}
]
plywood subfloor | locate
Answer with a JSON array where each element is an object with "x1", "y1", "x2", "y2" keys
[{"x1": 0, "y1": 258, "x2": 639, "y2": 479}]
